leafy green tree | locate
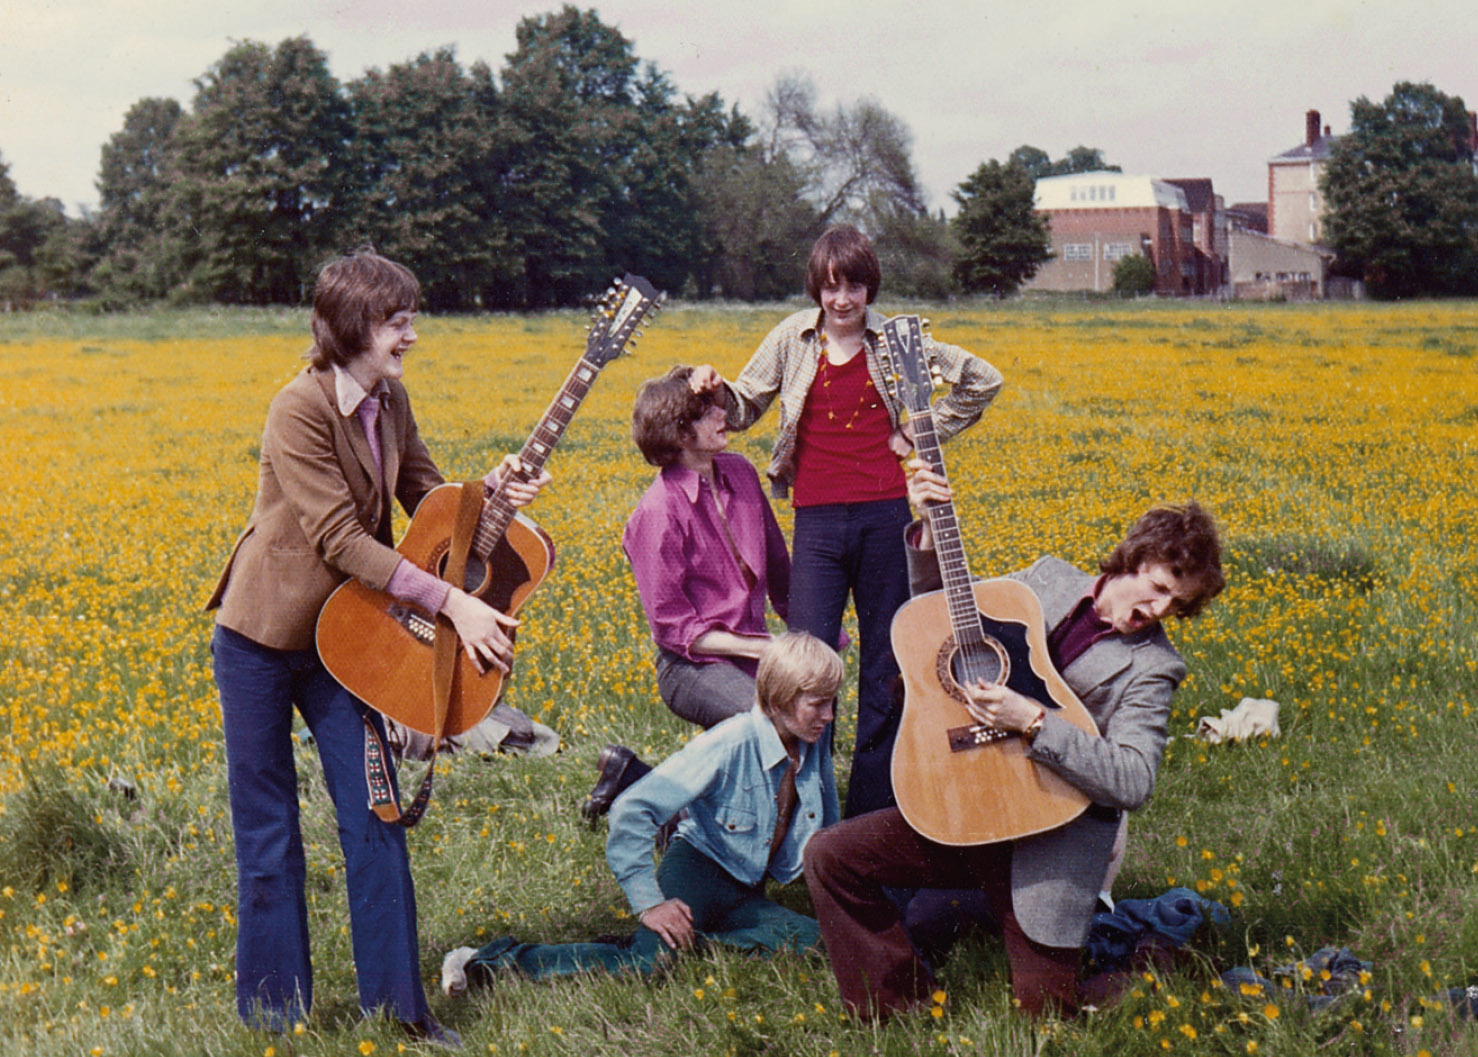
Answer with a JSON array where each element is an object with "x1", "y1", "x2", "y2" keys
[
  {"x1": 1007, "y1": 144, "x2": 1120, "y2": 180},
  {"x1": 92, "y1": 97, "x2": 183, "y2": 302},
  {"x1": 344, "y1": 49, "x2": 514, "y2": 310},
  {"x1": 0, "y1": 153, "x2": 83, "y2": 304},
  {"x1": 599, "y1": 73, "x2": 750, "y2": 298},
  {"x1": 950, "y1": 159, "x2": 1050, "y2": 297},
  {"x1": 1322, "y1": 81, "x2": 1478, "y2": 298},
  {"x1": 494, "y1": 7, "x2": 745, "y2": 305},
  {"x1": 168, "y1": 37, "x2": 353, "y2": 304},
  {"x1": 496, "y1": 5, "x2": 639, "y2": 307},
  {"x1": 694, "y1": 143, "x2": 820, "y2": 299},
  {"x1": 872, "y1": 205, "x2": 958, "y2": 300},
  {"x1": 1112, "y1": 253, "x2": 1156, "y2": 297}
]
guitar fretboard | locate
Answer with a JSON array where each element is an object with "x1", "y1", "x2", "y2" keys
[
  {"x1": 471, "y1": 356, "x2": 601, "y2": 560},
  {"x1": 913, "y1": 412, "x2": 989, "y2": 655}
]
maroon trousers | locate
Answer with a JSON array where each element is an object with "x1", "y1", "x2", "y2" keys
[{"x1": 803, "y1": 807, "x2": 1081, "y2": 1018}]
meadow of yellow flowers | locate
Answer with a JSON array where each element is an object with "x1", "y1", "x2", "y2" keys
[{"x1": 1, "y1": 299, "x2": 1476, "y2": 1056}]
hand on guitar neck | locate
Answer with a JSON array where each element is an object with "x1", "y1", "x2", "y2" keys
[
  {"x1": 905, "y1": 458, "x2": 1046, "y2": 737},
  {"x1": 905, "y1": 457, "x2": 953, "y2": 552},
  {"x1": 436, "y1": 452, "x2": 552, "y2": 675},
  {"x1": 489, "y1": 452, "x2": 552, "y2": 509}
]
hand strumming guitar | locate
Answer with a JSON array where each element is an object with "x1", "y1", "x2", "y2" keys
[{"x1": 965, "y1": 679, "x2": 1046, "y2": 736}]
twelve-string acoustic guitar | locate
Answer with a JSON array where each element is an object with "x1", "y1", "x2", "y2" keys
[
  {"x1": 317, "y1": 275, "x2": 663, "y2": 737},
  {"x1": 880, "y1": 313, "x2": 1099, "y2": 846}
]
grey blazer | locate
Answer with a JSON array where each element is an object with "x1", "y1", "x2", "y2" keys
[{"x1": 906, "y1": 546, "x2": 1185, "y2": 949}]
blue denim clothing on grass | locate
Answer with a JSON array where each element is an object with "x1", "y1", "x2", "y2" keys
[
  {"x1": 465, "y1": 838, "x2": 819, "y2": 980},
  {"x1": 1220, "y1": 947, "x2": 1370, "y2": 1010},
  {"x1": 212, "y1": 624, "x2": 428, "y2": 1028},
  {"x1": 607, "y1": 704, "x2": 839, "y2": 914},
  {"x1": 1085, "y1": 887, "x2": 1230, "y2": 972}
]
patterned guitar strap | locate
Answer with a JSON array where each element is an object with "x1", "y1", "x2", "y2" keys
[{"x1": 364, "y1": 480, "x2": 485, "y2": 827}]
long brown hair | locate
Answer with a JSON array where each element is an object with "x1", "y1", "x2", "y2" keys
[
  {"x1": 1100, "y1": 501, "x2": 1225, "y2": 618},
  {"x1": 805, "y1": 225, "x2": 882, "y2": 305},
  {"x1": 308, "y1": 250, "x2": 420, "y2": 369}
]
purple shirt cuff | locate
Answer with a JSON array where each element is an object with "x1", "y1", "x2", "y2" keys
[{"x1": 386, "y1": 559, "x2": 451, "y2": 615}]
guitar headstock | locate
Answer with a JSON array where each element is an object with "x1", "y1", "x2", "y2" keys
[
  {"x1": 586, "y1": 274, "x2": 664, "y2": 366},
  {"x1": 878, "y1": 314, "x2": 937, "y2": 416}
]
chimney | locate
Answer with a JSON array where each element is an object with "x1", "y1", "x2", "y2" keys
[{"x1": 1306, "y1": 110, "x2": 1321, "y2": 146}]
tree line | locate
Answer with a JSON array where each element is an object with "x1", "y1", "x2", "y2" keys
[
  {"x1": 13, "y1": 7, "x2": 1467, "y2": 308},
  {"x1": 0, "y1": 6, "x2": 1073, "y2": 311}
]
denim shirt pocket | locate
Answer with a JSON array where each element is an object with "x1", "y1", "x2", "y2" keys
[{"x1": 713, "y1": 804, "x2": 759, "y2": 837}]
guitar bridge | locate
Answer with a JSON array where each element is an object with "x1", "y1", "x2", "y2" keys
[
  {"x1": 387, "y1": 603, "x2": 437, "y2": 645},
  {"x1": 947, "y1": 724, "x2": 1012, "y2": 752}
]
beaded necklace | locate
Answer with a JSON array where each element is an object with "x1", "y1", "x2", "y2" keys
[{"x1": 816, "y1": 331, "x2": 875, "y2": 431}]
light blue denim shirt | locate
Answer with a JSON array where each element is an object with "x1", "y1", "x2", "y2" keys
[{"x1": 606, "y1": 704, "x2": 839, "y2": 914}]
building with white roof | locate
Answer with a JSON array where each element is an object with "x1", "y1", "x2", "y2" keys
[{"x1": 1024, "y1": 171, "x2": 1215, "y2": 295}]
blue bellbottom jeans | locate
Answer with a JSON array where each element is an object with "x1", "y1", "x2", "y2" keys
[
  {"x1": 212, "y1": 624, "x2": 429, "y2": 1028},
  {"x1": 789, "y1": 497, "x2": 912, "y2": 817},
  {"x1": 465, "y1": 838, "x2": 818, "y2": 979}
]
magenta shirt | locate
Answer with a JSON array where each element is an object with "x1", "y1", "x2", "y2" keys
[{"x1": 622, "y1": 452, "x2": 791, "y2": 670}]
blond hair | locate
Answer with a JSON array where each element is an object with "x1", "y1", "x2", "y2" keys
[{"x1": 755, "y1": 632, "x2": 844, "y2": 717}]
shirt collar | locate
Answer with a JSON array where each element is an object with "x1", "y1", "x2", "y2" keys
[
  {"x1": 748, "y1": 702, "x2": 807, "y2": 772},
  {"x1": 662, "y1": 456, "x2": 731, "y2": 505},
  {"x1": 331, "y1": 363, "x2": 389, "y2": 417}
]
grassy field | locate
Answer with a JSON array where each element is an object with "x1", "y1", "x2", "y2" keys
[{"x1": 2, "y1": 298, "x2": 1477, "y2": 1056}]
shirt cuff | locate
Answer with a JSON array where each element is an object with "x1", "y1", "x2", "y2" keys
[{"x1": 386, "y1": 559, "x2": 451, "y2": 615}]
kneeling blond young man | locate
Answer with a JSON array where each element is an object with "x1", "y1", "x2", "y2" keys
[{"x1": 443, "y1": 632, "x2": 843, "y2": 990}]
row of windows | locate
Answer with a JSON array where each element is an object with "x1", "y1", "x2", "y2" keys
[
  {"x1": 1062, "y1": 243, "x2": 1139, "y2": 261},
  {"x1": 1068, "y1": 185, "x2": 1118, "y2": 203}
]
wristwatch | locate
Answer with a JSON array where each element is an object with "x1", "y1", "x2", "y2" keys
[{"x1": 1022, "y1": 708, "x2": 1046, "y2": 745}]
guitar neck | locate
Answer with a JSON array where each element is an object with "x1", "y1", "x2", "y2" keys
[
  {"x1": 913, "y1": 411, "x2": 984, "y2": 644},
  {"x1": 472, "y1": 355, "x2": 603, "y2": 560}
]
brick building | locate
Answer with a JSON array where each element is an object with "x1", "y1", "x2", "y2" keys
[{"x1": 1026, "y1": 171, "x2": 1218, "y2": 296}]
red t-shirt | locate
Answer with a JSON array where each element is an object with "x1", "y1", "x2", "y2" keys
[{"x1": 791, "y1": 351, "x2": 907, "y2": 507}]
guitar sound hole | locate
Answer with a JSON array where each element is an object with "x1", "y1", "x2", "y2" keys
[
  {"x1": 934, "y1": 634, "x2": 1010, "y2": 705},
  {"x1": 952, "y1": 643, "x2": 1004, "y2": 687},
  {"x1": 432, "y1": 550, "x2": 492, "y2": 596}
]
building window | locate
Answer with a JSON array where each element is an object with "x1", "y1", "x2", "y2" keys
[
  {"x1": 1068, "y1": 185, "x2": 1117, "y2": 203},
  {"x1": 1062, "y1": 243, "x2": 1094, "y2": 261},
  {"x1": 1103, "y1": 243, "x2": 1135, "y2": 261}
]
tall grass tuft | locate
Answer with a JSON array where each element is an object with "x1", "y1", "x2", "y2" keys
[{"x1": 0, "y1": 759, "x2": 131, "y2": 894}]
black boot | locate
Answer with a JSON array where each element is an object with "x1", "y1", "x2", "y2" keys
[{"x1": 580, "y1": 744, "x2": 652, "y2": 820}]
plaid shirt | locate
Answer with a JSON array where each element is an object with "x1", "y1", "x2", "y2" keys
[{"x1": 723, "y1": 307, "x2": 1004, "y2": 497}]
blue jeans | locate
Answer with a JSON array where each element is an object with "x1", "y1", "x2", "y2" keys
[
  {"x1": 212, "y1": 624, "x2": 429, "y2": 1027},
  {"x1": 465, "y1": 838, "x2": 818, "y2": 979},
  {"x1": 789, "y1": 497, "x2": 912, "y2": 817}
]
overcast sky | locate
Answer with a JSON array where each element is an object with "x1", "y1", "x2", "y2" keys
[{"x1": 3, "y1": 0, "x2": 1473, "y2": 218}]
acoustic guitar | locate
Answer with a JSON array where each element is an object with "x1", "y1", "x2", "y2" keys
[
  {"x1": 880, "y1": 314, "x2": 1098, "y2": 846},
  {"x1": 316, "y1": 275, "x2": 663, "y2": 736}
]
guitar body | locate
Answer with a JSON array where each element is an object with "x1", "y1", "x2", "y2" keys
[
  {"x1": 890, "y1": 578, "x2": 1099, "y2": 846},
  {"x1": 316, "y1": 483, "x2": 556, "y2": 736}
]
